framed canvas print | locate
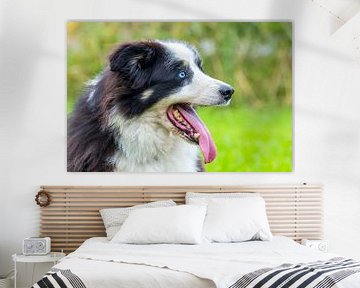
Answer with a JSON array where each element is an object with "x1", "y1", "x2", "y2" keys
[{"x1": 67, "y1": 21, "x2": 292, "y2": 172}]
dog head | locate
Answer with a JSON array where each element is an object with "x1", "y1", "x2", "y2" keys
[{"x1": 105, "y1": 40, "x2": 234, "y2": 163}]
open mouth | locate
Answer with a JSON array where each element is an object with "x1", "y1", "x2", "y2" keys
[{"x1": 166, "y1": 104, "x2": 217, "y2": 163}]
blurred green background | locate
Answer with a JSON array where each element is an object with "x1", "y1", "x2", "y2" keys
[{"x1": 67, "y1": 22, "x2": 292, "y2": 172}]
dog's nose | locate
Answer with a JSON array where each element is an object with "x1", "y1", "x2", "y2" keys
[{"x1": 219, "y1": 85, "x2": 234, "y2": 101}]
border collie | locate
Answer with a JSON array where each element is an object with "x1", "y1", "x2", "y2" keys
[{"x1": 67, "y1": 40, "x2": 234, "y2": 172}]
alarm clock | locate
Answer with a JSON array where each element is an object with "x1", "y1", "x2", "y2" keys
[
  {"x1": 301, "y1": 239, "x2": 328, "y2": 252},
  {"x1": 23, "y1": 237, "x2": 51, "y2": 255}
]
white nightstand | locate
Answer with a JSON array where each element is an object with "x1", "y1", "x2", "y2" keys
[{"x1": 12, "y1": 252, "x2": 65, "y2": 288}]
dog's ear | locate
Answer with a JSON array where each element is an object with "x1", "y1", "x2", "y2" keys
[{"x1": 109, "y1": 41, "x2": 157, "y2": 89}]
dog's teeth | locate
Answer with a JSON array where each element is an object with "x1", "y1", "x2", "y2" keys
[{"x1": 173, "y1": 110, "x2": 185, "y2": 121}]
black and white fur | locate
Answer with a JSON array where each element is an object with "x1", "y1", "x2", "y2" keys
[{"x1": 67, "y1": 40, "x2": 234, "y2": 172}]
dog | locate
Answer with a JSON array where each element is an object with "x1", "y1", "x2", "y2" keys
[{"x1": 67, "y1": 40, "x2": 234, "y2": 172}]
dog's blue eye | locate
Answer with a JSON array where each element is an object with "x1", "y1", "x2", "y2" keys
[{"x1": 178, "y1": 71, "x2": 186, "y2": 79}]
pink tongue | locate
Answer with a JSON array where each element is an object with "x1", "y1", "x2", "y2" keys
[{"x1": 176, "y1": 105, "x2": 217, "y2": 163}]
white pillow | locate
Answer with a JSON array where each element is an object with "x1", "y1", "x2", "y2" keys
[
  {"x1": 202, "y1": 197, "x2": 272, "y2": 243},
  {"x1": 100, "y1": 200, "x2": 176, "y2": 240},
  {"x1": 186, "y1": 192, "x2": 259, "y2": 204},
  {"x1": 111, "y1": 205, "x2": 207, "y2": 244}
]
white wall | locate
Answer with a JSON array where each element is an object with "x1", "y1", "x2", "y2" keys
[{"x1": 1, "y1": 0, "x2": 360, "y2": 286}]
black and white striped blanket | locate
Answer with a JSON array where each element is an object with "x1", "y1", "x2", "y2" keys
[
  {"x1": 229, "y1": 257, "x2": 360, "y2": 288},
  {"x1": 32, "y1": 258, "x2": 360, "y2": 288},
  {"x1": 32, "y1": 268, "x2": 86, "y2": 288}
]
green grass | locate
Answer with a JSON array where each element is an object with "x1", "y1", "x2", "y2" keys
[{"x1": 199, "y1": 106, "x2": 292, "y2": 172}]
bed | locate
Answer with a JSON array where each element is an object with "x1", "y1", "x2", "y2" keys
[
  {"x1": 33, "y1": 185, "x2": 360, "y2": 288},
  {"x1": 33, "y1": 236, "x2": 360, "y2": 288}
]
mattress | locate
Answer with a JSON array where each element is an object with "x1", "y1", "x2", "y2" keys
[{"x1": 34, "y1": 236, "x2": 360, "y2": 288}]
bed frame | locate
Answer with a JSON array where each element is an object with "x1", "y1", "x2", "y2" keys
[{"x1": 39, "y1": 184, "x2": 323, "y2": 253}]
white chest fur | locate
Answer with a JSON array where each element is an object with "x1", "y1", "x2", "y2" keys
[{"x1": 108, "y1": 111, "x2": 200, "y2": 172}]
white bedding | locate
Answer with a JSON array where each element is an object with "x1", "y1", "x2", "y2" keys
[{"x1": 52, "y1": 237, "x2": 360, "y2": 288}]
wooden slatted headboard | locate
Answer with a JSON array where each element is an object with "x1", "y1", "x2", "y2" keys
[{"x1": 39, "y1": 184, "x2": 323, "y2": 253}]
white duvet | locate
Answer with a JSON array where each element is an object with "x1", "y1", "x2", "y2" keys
[{"x1": 53, "y1": 237, "x2": 360, "y2": 288}]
